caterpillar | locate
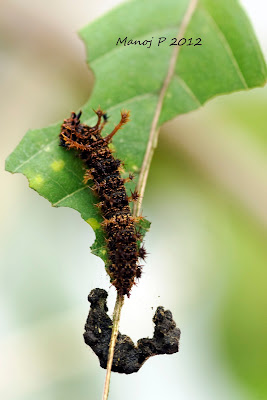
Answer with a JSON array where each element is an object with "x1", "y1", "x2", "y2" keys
[{"x1": 59, "y1": 108, "x2": 147, "y2": 296}]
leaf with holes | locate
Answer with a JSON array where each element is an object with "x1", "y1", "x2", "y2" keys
[{"x1": 5, "y1": 0, "x2": 267, "y2": 263}]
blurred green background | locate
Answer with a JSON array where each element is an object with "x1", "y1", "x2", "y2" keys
[{"x1": 1, "y1": 1, "x2": 266, "y2": 399}]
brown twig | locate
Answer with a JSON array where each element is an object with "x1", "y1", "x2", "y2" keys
[
  {"x1": 102, "y1": 0, "x2": 198, "y2": 397},
  {"x1": 102, "y1": 293, "x2": 124, "y2": 400},
  {"x1": 133, "y1": 0, "x2": 199, "y2": 217}
]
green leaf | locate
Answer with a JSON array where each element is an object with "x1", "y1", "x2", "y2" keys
[{"x1": 5, "y1": 0, "x2": 266, "y2": 264}]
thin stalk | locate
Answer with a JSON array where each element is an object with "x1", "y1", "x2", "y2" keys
[
  {"x1": 102, "y1": 1, "x2": 198, "y2": 398},
  {"x1": 102, "y1": 293, "x2": 124, "y2": 400},
  {"x1": 133, "y1": 0, "x2": 198, "y2": 216}
]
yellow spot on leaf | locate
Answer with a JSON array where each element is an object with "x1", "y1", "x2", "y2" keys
[
  {"x1": 101, "y1": 249, "x2": 107, "y2": 255},
  {"x1": 30, "y1": 175, "x2": 44, "y2": 189},
  {"x1": 86, "y1": 218, "x2": 101, "y2": 230},
  {"x1": 51, "y1": 159, "x2": 65, "y2": 172},
  {"x1": 132, "y1": 165, "x2": 138, "y2": 171}
]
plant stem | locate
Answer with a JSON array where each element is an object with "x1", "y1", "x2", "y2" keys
[
  {"x1": 102, "y1": 2, "x2": 198, "y2": 397},
  {"x1": 102, "y1": 293, "x2": 124, "y2": 400},
  {"x1": 133, "y1": 0, "x2": 198, "y2": 217}
]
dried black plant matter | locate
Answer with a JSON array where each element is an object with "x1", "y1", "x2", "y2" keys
[
  {"x1": 59, "y1": 108, "x2": 146, "y2": 296},
  {"x1": 84, "y1": 288, "x2": 181, "y2": 374}
]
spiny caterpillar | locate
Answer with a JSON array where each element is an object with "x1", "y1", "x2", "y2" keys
[{"x1": 59, "y1": 108, "x2": 147, "y2": 296}]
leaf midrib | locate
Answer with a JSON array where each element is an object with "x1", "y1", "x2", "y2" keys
[{"x1": 133, "y1": 0, "x2": 199, "y2": 216}]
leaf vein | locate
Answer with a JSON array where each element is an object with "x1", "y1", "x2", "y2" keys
[
  {"x1": 53, "y1": 186, "x2": 88, "y2": 207},
  {"x1": 174, "y1": 73, "x2": 202, "y2": 106},
  {"x1": 12, "y1": 138, "x2": 58, "y2": 173},
  {"x1": 202, "y1": 7, "x2": 248, "y2": 88}
]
